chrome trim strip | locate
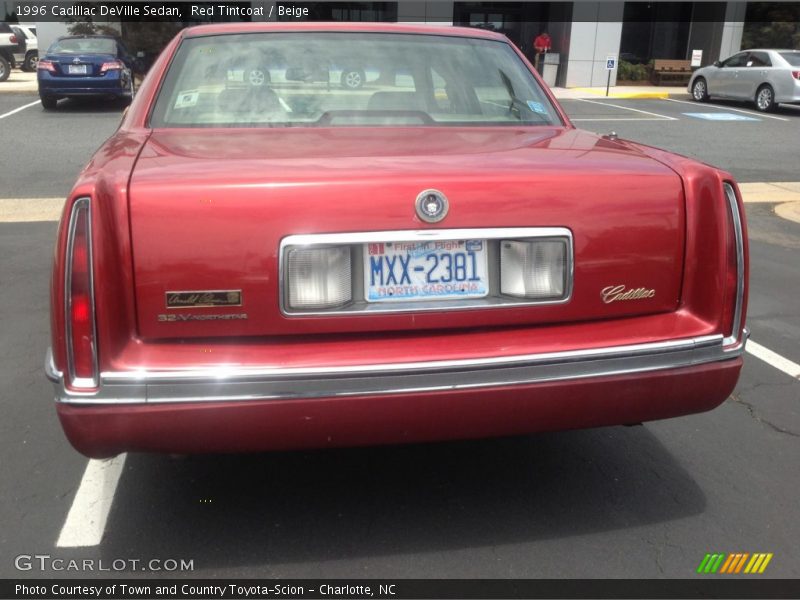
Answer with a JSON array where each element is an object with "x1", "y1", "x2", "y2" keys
[
  {"x1": 279, "y1": 228, "x2": 574, "y2": 316},
  {"x1": 722, "y1": 183, "x2": 746, "y2": 351},
  {"x1": 45, "y1": 347, "x2": 61, "y2": 383},
  {"x1": 64, "y1": 197, "x2": 99, "y2": 389},
  {"x1": 48, "y1": 333, "x2": 744, "y2": 406}
]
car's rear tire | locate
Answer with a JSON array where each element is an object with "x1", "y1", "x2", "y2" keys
[
  {"x1": 340, "y1": 68, "x2": 365, "y2": 90},
  {"x1": 755, "y1": 84, "x2": 776, "y2": 112},
  {"x1": 691, "y1": 77, "x2": 709, "y2": 102},
  {"x1": 40, "y1": 95, "x2": 58, "y2": 110},
  {"x1": 247, "y1": 67, "x2": 270, "y2": 86},
  {"x1": 0, "y1": 56, "x2": 10, "y2": 82},
  {"x1": 22, "y1": 51, "x2": 38, "y2": 72},
  {"x1": 125, "y1": 76, "x2": 135, "y2": 103}
]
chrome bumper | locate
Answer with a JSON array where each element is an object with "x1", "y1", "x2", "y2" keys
[{"x1": 46, "y1": 331, "x2": 748, "y2": 406}]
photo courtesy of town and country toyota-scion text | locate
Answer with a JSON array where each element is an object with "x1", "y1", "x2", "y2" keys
[{"x1": 1, "y1": 0, "x2": 799, "y2": 599}]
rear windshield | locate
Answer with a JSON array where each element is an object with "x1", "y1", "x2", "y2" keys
[
  {"x1": 150, "y1": 32, "x2": 561, "y2": 128},
  {"x1": 779, "y1": 52, "x2": 800, "y2": 66},
  {"x1": 49, "y1": 38, "x2": 116, "y2": 55}
]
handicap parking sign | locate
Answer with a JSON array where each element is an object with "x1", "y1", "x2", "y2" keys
[{"x1": 606, "y1": 56, "x2": 616, "y2": 70}]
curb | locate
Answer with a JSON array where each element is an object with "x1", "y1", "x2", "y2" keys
[
  {"x1": 738, "y1": 183, "x2": 800, "y2": 226},
  {"x1": 739, "y1": 182, "x2": 800, "y2": 204},
  {"x1": 0, "y1": 72, "x2": 38, "y2": 94},
  {"x1": 568, "y1": 88, "x2": 691, "y2": 100},
  {"x1": 775, "y1": 202, "x2": 800, "y2": 225},
  {"x1": 0, "y1": 198, "x2": 64, "y2": 222},
  {"x1": 572, "y1": 88, "x2": 670, "y2": 99}
]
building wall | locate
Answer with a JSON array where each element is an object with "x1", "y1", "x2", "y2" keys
[
  {"x1": 36, "y1": 22, "x2": 71, "y2": 57},
  {"x1": 26, "y1": 0, "x2": 755, "y2": 89},
  {"x1": 686, "y1": 3, "x2": 728, "y2": 67},
  {"x1": 398, "y1": 0, "x2": 454, "y2": 24},
  {"x1": 719, "y1": 1, "x2": 746, "y2": 61},
  {"x1": 564, "y1": 2, "x2": 624, "y2": 87}
]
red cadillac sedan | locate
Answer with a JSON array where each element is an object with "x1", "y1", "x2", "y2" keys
[{"x1": 46, "y1": 23, "x2": 748, "y2": 458}]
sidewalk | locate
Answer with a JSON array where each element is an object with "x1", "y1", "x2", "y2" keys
[
  {"x1": 0, "y1": 71, "x2": 37, "y2": 93},
  {"x1": 1, "y1": 72, "x2": 690, "y2": 100},
  {"x1": 739, "y1": 182, "x2": 800, "y2": 225},
  {"x1": 551, "y1": 85, "x2": 690, "y2": 100}
]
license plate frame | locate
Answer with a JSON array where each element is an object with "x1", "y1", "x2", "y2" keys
[
  {"x1": 364, "y1": 239, "x2": 489, "y2": 303},
  {"x1": 68, "y1": 64, "x2": 88, "y2": 75}
]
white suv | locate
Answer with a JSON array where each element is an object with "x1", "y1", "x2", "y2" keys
[
  {"x1": 11, "y1": 24, "x2": 37, "y2": 71},
  {"x1": 0, "y1": 22, "x2": 23, "y2": 81}
]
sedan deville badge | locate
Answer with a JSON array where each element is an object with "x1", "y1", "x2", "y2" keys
[
  {"x1": 166, "y1": 290, "x2": 242, "y2": 308},
  {"x1": 601, "y1": 284, "x2": 655, "y2": 304}
]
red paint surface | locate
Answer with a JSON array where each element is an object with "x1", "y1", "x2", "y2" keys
[
  {"x1": 58, "y1": 360, "x2": 741, "y2": 458},
  {"x1": 49, "y1": 23, "x2": 748, "y2": 454}
]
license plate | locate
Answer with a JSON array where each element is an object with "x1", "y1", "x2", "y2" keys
[
  {"x1": 364, "y1": 240, "x2": 489, "y2": 302},
  {"x1": 68, "y1": 64, "x2": 87, "y2": 75}
]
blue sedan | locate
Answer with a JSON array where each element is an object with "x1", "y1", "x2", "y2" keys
[{"x1": 37, "y1": 35, "x2": 135, "y2": 110}]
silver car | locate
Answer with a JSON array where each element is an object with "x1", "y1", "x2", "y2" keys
[{"x1": 688, "y1": 49, "x2": 800, "y2": 112}]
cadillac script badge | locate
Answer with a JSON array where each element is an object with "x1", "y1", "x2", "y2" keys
[{"x1": 601, "y1": 285, "x2": 655, "y2": 304}]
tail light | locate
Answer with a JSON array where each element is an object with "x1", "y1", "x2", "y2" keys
[
  {"x1": 9, "y1": 34, "x2": 17, "y2": 44},
  {"x1": 721, "y1": 183, "x2": 745, "y2": 348},
  {"x1": 792, "y1": 71, "x2": 800, "y2": 80},
  {"x1": 38, "y1": 59, "x2": 56, "y2": 73},
  {"x1": 100, "y1": 61, "x2": 123, "y2": 74},
  {"x1": 65, "y1": 198, "x2": 98, "y2": 389}
]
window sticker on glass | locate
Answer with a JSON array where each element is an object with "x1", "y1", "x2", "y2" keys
[
  {"x1": 527, "y1": 101, "x2": 546, "y2": 114},
  {"x1": 174, "y1": 91, "x2": 199, "y2": 109}
]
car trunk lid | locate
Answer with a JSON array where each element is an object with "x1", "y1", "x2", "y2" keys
[
  {"x1": 129, "y1": 126, "x2": 685, "y2": 339},
  {"x1": 49, "y1": 53, "x2": 116, "y2": 76}
]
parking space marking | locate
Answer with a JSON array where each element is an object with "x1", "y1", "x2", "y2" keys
[
  {"x1": 666, "y1": 98, "x2": 790, "y2": 122},
  {"x1": 746, "y1": 340, "x2": 800, "y2": 380},
  {"x1": 571, "y1": 117, "x2": 672, "y2": 122},
  {"x1": 683, "y1": 112, "x2": 760, "y2": 122},
  {"x1": 575, "y1": 98, "x2": 678, "y2": 121},
  {"x1": 0, "y1": 100, "x2": 40, "y2": 121},
  {"x1": 56, "y1": 454, "x2": 127, "y2": 548}
]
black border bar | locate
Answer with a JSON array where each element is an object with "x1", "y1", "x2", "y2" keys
[
  {"x1": 9, "y1": 1, "x2": 800, "y2": 24},
  {"x1": 4, "y1": 579, "x2": 800, "y2": 599}
]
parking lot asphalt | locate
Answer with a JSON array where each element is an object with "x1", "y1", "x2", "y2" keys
[
  {"x1": 0, "y1": 93, "x2": 798, "y2": 580},
  {"x1": 560, "y1": 97, "x2": 800, "y2": 182}
]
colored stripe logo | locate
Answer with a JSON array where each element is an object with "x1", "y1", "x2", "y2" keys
[{"x1": 697, "y1": 553, "x2": 773, "y2": 574}]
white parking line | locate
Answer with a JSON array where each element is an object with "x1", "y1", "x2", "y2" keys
[
  {"x1": 665, "y1": 98, "x2": 790, "y2": 122},
  {"x1": 0, "y1": 99, "x2": 40, "y2": 120},
  {"x1": 746, "y1": 340, "x2": 800, "y2": 380},
  {"x1": 575, "y1": 98, "x2": 678, "y2": 120},
  {"x1": 571, "y1": 117, "x2": 672, "y2": 122},
  {"x1": 56, "y1": 454, "x2": 127, "y2": 548}
]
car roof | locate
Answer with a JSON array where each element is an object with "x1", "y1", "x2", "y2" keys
[
  {"x1": 743, "y1": 49, "x2": 799, "y2": 53},
  {"x1": 56, "y1": 35, "x2": 119, "y2": 41},
  {"x1": 181, "y1": 22, "x2": 508, "y2": 42}
]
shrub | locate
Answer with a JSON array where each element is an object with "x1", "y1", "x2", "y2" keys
[{"x1": 618, "y1": 60, "x2": 648, "y2": 82}]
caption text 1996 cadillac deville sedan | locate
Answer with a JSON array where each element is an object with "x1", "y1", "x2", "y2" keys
[{"x1": 45, "y1": 23, "x2": 748, "y2": 458}]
